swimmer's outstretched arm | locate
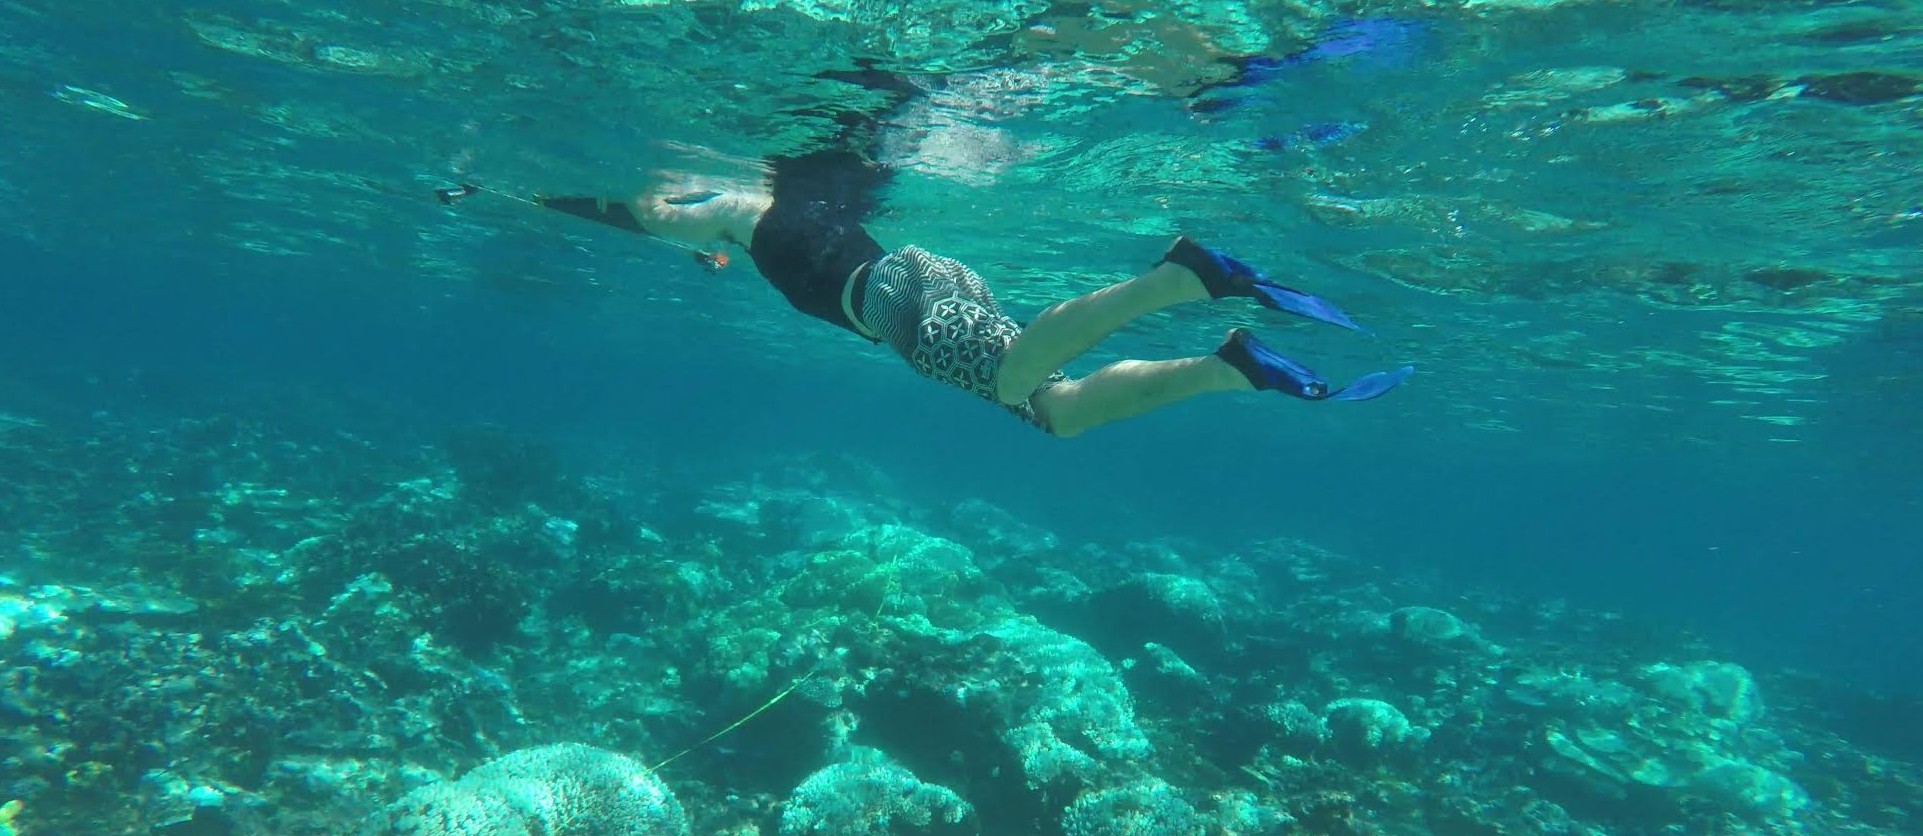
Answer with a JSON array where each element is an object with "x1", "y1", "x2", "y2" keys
[{"x1": 535, "y1": 188, "x2": 770, "y2": 249}]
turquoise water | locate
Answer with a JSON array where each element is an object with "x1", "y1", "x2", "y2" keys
[{"x1": 3, "y1": 0, "x2": 1921, "y2": 833}]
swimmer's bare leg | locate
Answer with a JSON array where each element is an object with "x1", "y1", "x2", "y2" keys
[
  {"x1": 992, "y1": 258, "x2": 1256, "y2": 438},
  {"x1": 1030, "y1": 351, "x2": 1251, "y2": 438},
  {"x1": 994, "y1": 260, "x2": 1210, "y2": 403}
]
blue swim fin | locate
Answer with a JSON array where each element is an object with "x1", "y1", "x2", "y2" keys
[
  {"x1": 1216, "y1": 328, "x2": 1412, "y2": 402},
  {"x1": 1160, "y1": 237, "x2": 1368, "y2": 333},
  {"x1": 1326, "y1": 365, "x2": 1416, "y2": 401},
  {"x1": 1249, "y1": 281, "x2": 1367, "y2": 334}
]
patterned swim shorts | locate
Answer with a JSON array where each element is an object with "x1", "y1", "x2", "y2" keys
[{"x1": 858, "y1": 246, "x2": 1068, "y2": 431}]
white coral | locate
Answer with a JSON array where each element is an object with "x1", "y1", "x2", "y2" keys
[{"x1": 380, "y1": 743, "x2": 688, "y2": 836}]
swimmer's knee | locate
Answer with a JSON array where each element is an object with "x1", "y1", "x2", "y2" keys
[
  {"x1": 993, "y1": 351, "x2": 1031, "y2": 405},
  {"x1": 993, "y1": 372, "x2": 1036, "y2": 407},
  {"x1": 1028, "y1": 384, "x2": 1081, "y2": 438}
]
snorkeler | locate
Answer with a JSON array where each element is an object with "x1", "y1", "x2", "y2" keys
[{"x1": 441, "y1": 71, "x2": 1411, "y2": 438}]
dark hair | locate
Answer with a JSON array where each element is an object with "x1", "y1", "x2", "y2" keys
[{"x1": 769, "y1": 62, "x2": 928, "y2": 220}]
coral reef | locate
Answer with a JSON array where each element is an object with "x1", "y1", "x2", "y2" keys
[
  {"x1": 376, "y1": 743, "x2": 688, "y2": 836},
  {"x1": 779, "y1": 747, "x2": 973, "y2": 835},
  {"x1": 0, "y1": 410, "x2": 1917, "y2": 835}
]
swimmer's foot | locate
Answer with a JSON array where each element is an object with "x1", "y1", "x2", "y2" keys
[
  {"x1": 1215, "y1": 328, "x2": 1414, "y2": 402},
  {"x1": 1160, "y1": 236, "x2": 1365, "y2": 333}
]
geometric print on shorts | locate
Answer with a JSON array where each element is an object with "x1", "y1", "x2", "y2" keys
[{"x1": 860, "y1": 245, "x2": 1067, "y2": 431}]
